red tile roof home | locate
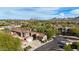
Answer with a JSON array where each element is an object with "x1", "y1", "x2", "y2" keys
[
  {"x1": 36, "y1": 32, "x2": 45, "y2": 37},
  {"x1": 12, "y1": 28, "x2": 46, "y2": 38},
  {"x1": 12, "y1": 28, "x2": 31, "y2": 33},
  {"x1": 31, "y1": 32, "x2": 45, "y2": 37}
]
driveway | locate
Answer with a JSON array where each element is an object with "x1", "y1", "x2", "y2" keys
[{"x1": 34, "y1": 36, "x2": 67, "y2": 51}]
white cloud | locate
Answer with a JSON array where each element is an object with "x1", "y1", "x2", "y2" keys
[
  {"x1": 59, "y1": 13, "x2": 65, "y2": 17},
  {"x1": 37, "y1": 7, "x2": 60, "y2": 11},
  {"x1": 34, "y1": 7, "x2": 60, "y2": 15},
  {"x1": 56, "y1": 13, "x2": 65, "y2": 18},
  {"x1": 70, "y1": 9, "x2": 79, "y2": 14},
  {"x1": 56, "y1": 12, "x2": 79, "y2": 18}
]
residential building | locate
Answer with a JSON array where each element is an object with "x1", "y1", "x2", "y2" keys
[{"x1": 11, "y1": 28, "x2": 47, "y2": 48}]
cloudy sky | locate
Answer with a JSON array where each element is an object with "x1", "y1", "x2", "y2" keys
[{"x1": 0, "y1": 7, "x2": 79, "y2": 20}]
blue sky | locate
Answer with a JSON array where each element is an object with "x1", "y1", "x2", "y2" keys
[{"x1": 0, "y1": 7, "x2": 79, "y2": 20}]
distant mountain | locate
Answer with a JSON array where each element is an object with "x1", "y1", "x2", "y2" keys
[
  {"x1": 74, "y1": 17, "x2": 79, "y2": 21},
  {"x1": 0, "y1": 16, "x2": 79, "y2": 21},
  {"x1": 49, "y1": 17, "x2": 79, "y2": 21}
]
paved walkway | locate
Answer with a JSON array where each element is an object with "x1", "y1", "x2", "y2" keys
[
  {"x1": 28, "y1": 40, "x2": 42, "y2": 51},
  {"x1": 29, "y1": 38, "x2": 54, "y2": 51},
  {"x1": 34, "y1": 38, "x2": 58, "y2": 51}
]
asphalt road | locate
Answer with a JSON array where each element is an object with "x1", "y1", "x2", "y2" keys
[{"x1": 34, "y1": 36, "x2": 64, "y2": 51}]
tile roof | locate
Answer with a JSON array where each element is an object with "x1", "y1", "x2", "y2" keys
[
  {"x1": 12, "y1": 28, "x2": 46, "y2": 37},
  {"x1": 12, "y1": 28, "x2": 31, "y2": 33}
]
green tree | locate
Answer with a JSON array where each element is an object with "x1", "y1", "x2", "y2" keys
[
  {"x1": 76, "y1": 42, "x2": 79, "y2": 50},
  {"x1": 70, "y1": 28, "x2": 79, "y2": 37},
  {"x1": 36, "y1": 26, "x2": 46, "y2": 33},
  {"x1": 64, "y1": 44, "x2": 72, "y2": 51},
  {"x1": 45, "y1": 28, "x2": 58, "y2": 39},
  {"x1": 0, "y1": 32, "x2": 22, "y2": 51}
]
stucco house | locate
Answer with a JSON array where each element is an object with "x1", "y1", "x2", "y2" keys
[{"x1": 11, "y1": 28, "x2": 47, "y2": 42}]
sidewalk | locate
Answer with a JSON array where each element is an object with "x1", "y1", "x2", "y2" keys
[{"x1": 29, "y1": 38, "x2": 54, "y2": 51}]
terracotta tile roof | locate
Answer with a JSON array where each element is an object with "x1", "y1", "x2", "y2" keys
[
  {"x1": 12, "y1": 28, "x2": 46, "y2": 37},
  {"x1": 12, "y1": 28, "x2": 31, "y2": 33},
  {"x1": 31, "y1": 32, "x2": 45, "y2": 37}
]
